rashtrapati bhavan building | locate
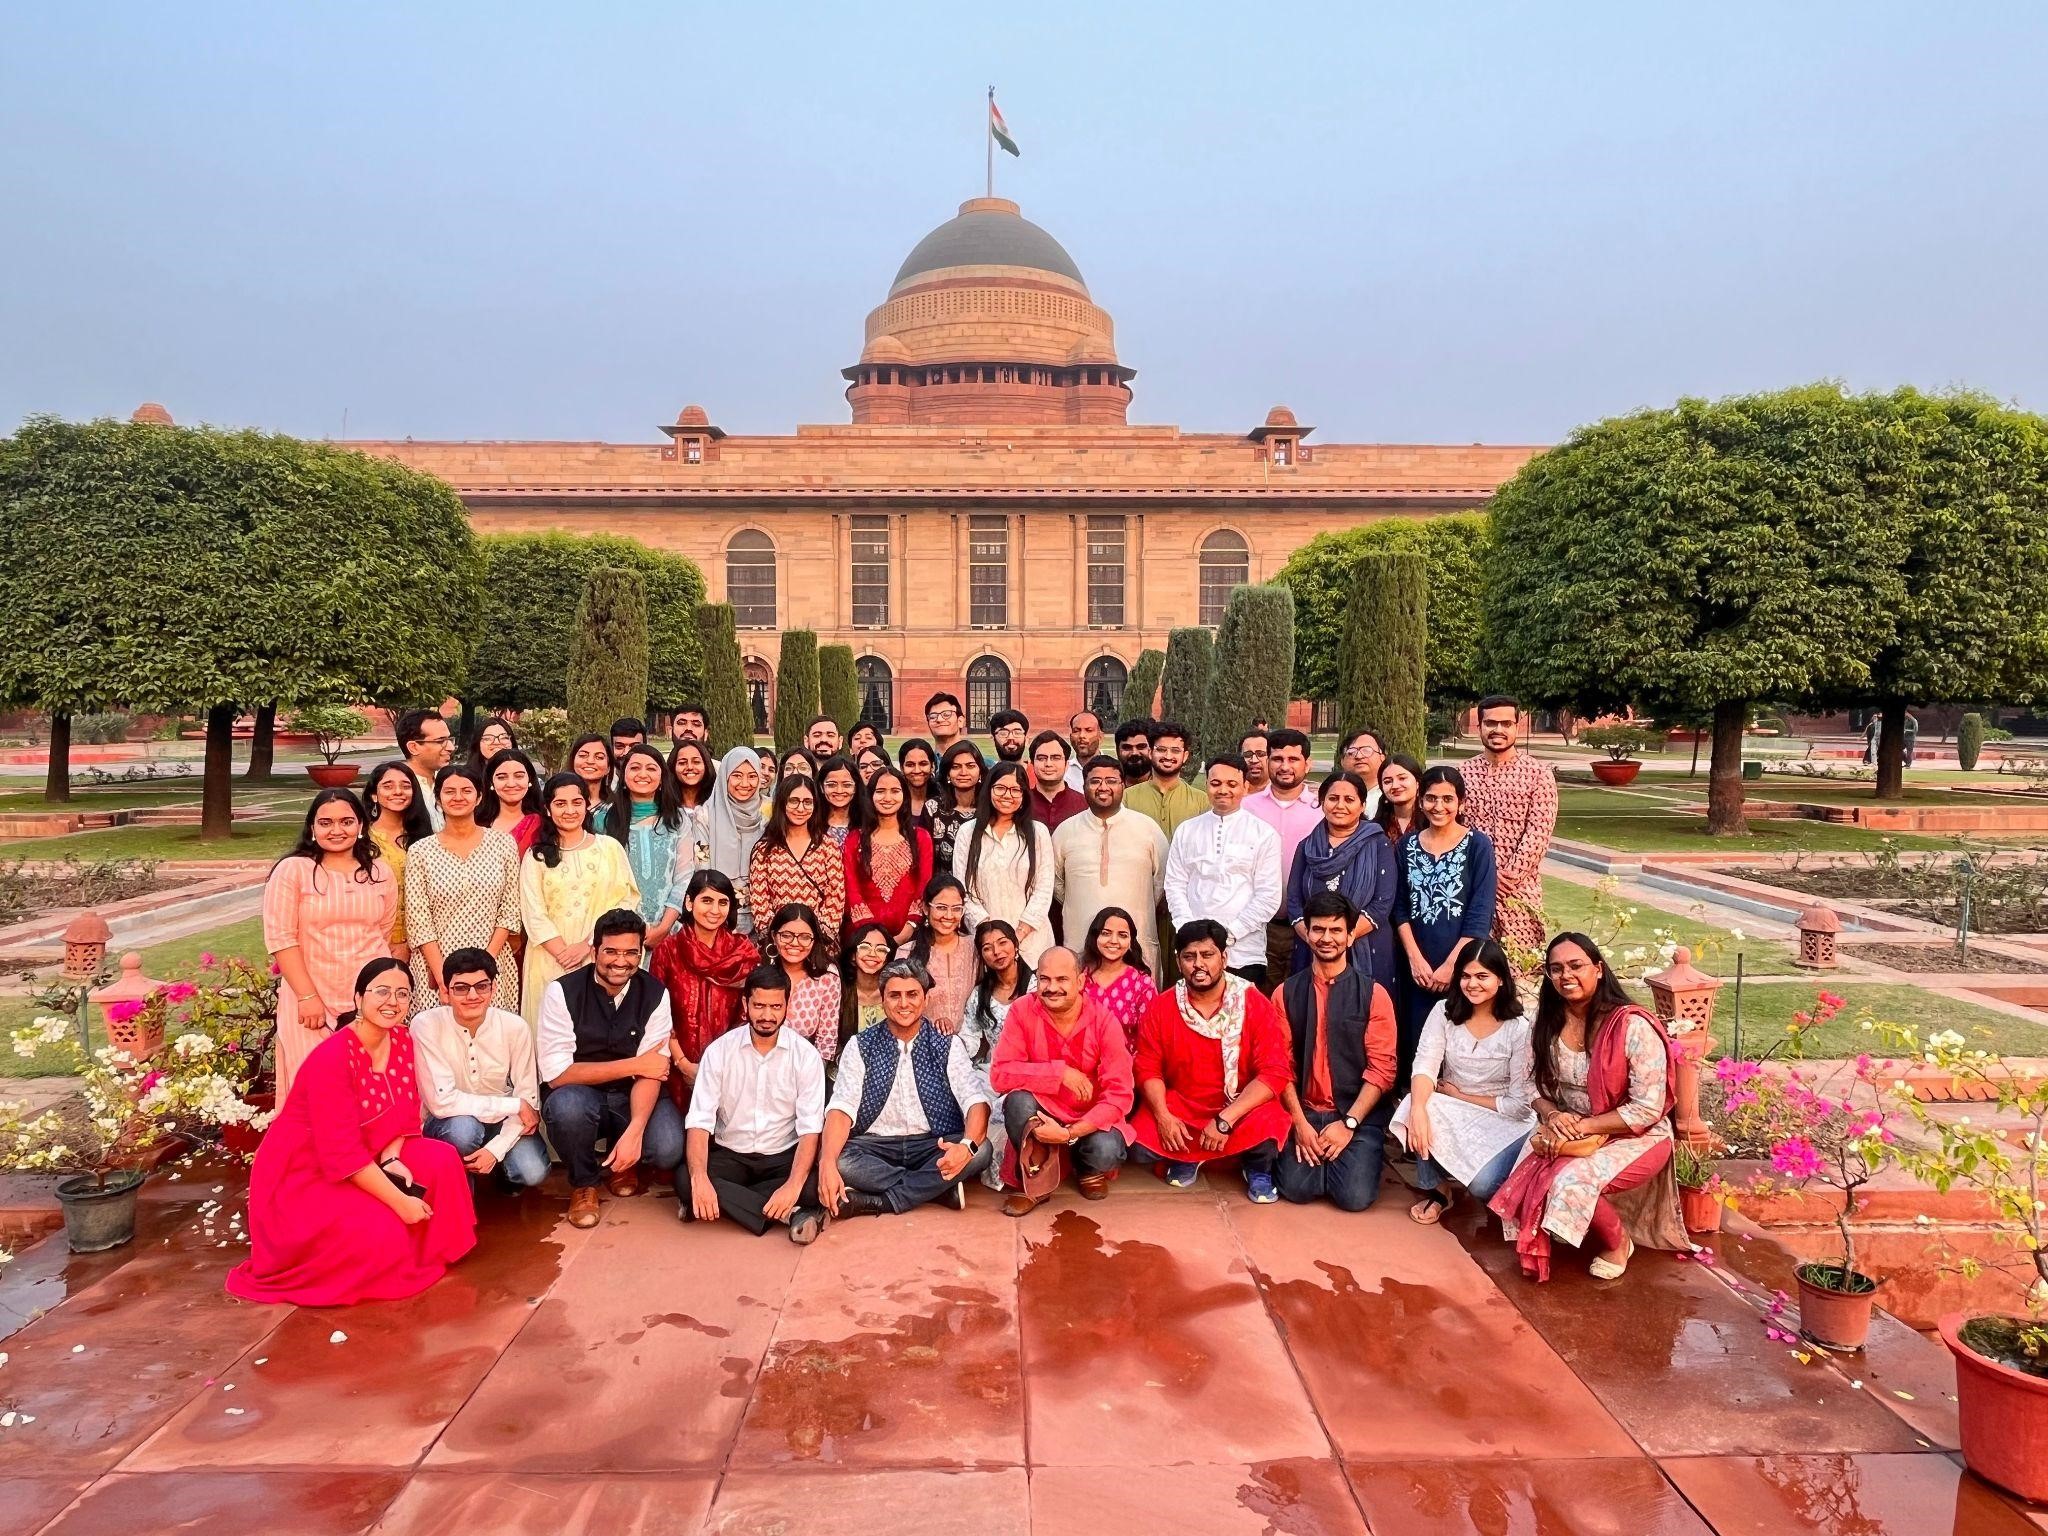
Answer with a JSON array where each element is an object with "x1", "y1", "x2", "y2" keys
[{"x1": 356, "y1": 196, "x2": 1542, "y2": 732}]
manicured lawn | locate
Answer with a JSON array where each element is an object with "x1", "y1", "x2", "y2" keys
[
  {"x1": 0, "y1": 786, "x2": 206, "y2": 812},
  {"x1": 1539, "y1": 877, "x2": 1801, "y2": 976},
  {"x1": 1553, "y1": 786, "x2": 1964, "y2": 854},
  {"x1": 1712, "y1": 981, "x2": 2046, "y2": 1060},
  {"x1": 0, "y1": 819, "x2": 299, "y2": 863}
]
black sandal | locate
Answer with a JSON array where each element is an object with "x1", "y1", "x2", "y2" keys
[{"x1": 1409, "y1": 1189, "x2": 1453, "y2": 1225}]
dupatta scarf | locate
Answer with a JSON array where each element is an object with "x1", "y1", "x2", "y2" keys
[{"x1": 652, "y1": 924, "x2": 761, "y2": 1105}]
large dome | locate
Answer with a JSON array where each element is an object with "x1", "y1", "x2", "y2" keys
[{"x1": 891, "y1": 201, "x2": 1086, "y2": 292}]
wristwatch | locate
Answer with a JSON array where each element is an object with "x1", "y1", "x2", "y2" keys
[
  {"x1": 1341, "y1": 1115, "x2": 1361, "y2": 1132},
  {"x1": 1213, "y1": 1114, "x2": 1232, "y2": 1135},
  {"x1": 963, "y1": 1137, "x2": 982, "y2": 1154}
]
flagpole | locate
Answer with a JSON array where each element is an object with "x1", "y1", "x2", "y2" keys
[{"x1": 986, "y1": 85, "x2": 994, "y2": 199}]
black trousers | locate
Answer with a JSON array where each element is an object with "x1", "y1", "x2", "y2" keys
[{"x1": 677, "y1": 1142, "x2": 820, "y2": 1235}]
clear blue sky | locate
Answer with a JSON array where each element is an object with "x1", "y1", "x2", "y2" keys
[{"x1": 5, "y1": 3, "x2": 2043, "y2": 446}]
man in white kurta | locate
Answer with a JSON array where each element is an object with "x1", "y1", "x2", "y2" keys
[
  {"x1": 1164, "y1": 754, "x2": 1284, "y2": 987},
  {"x1": 1053, "y1": 755, "x2": 1170, "y2": 974}
]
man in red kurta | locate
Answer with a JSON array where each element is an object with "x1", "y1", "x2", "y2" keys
[
  {"x1": 1129, "y1": 919, "x2": 1294, "y2": 1203},
  {"x1": 988, "y1": 947, "x2": 1134, "y2": 1215}
]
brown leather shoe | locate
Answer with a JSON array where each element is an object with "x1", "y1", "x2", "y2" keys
[
  {"x1": 606, "y1": 1166, "x2": 642, "y2": 1200},
  {"x1": 568, "y1": 1187, "x2": 600, "y2": 1228},
  {"x1": 1001, "y1": 1193, "x2": 1040, "y2": 1218},
  {"x1": 1077, "y1": 1173, "x2": 1111, "y2": 1201}
]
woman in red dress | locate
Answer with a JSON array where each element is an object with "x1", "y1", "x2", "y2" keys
[
  {"x1": 650, "y1": 868, "x2": 760, "y2": 1112},
  {"x1": 842, "y1": 766, "x2": 933, "y2": 949},
  {"x1": 227, "y1": 957, "x2": 476, "y2": 1307}
]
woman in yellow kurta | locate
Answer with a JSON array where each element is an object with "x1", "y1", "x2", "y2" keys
[
  {"x1": 364, "y1": 761, "x2": 431, "y2": 964},
  {"x1": 518, "y1": 772, "x2": 639, "y2": 1029}
]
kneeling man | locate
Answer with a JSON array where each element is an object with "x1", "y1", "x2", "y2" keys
[
  {"x1": 680, "y1": 965, "x2": 830, "y2": 1244},
  {"x1": 1274, "y1": 892, "x2": 1398, "y2": 1210},
  {"x1": 414, "y1": 947, "x2": 548, "y2": 1190},
  {"x1": 988, "y1": 947, "x2": 1133, "y2": 1215},
  {"x1": 819, "y1": 959, "x2": 994, "y2": 1215},
  {"x1": 1129, "y1": 919, "x2": 1294, "y2": 1202}
]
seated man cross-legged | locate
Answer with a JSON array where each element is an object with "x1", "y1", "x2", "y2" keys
[
  {"x1": 1128, "y1": 919, "x2": 1294, "y2": 1202},
  {"x1": 987, "y1": 946, "x2": 1133, "y2": 1216},
  {"x1": 1273, "y1": 891, "x2": 1399, "y2": 1211},
  {"x1": 819, "y1": 959, "x2": 994, "y2": 1216},
  {"x1": 413, "y1": 947, "x2": 549, "y2": 1190},
  {"x1": 678, "y1": 964, "x2": 831, "y2": 1244},
  {"x1": 539, "y1": 908, "x2": 687, "y2": 1229}
]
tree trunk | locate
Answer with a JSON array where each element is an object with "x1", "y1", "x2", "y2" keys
[
  {"x1": 1689, "y1": 727, "x2": 1702, "y2": 779},
  {"x1": 201, "y1": 703, "x2": 238, "y2": 840},
  {"x1": 43, "y1": 710, "x2": 71, "y2": 803},
  {"x1": 456, "y1": 697, "x2": 478, "y2": 751},
  {"x1": 1874, "y1": 698, "x2": 1907, "y2": 800},
  {"x1": 1705, "y1": 699, "x2": 1749, "y2": 835},
  {"x1": 244, "y1": 701, "x2": 276, "y2": 780}
]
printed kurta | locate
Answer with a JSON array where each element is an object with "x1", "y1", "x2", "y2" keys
[
  {"x1": 617, "y1": 807, "x2": 690, "y2": 931},
  {"x1": 1460, "y1": 751, "x2": 1558, "y2": 958},
  {"x1": 1393, "y1": 829, "x2": 1499, "y2": 1051},
  {"x1": 1084, "y1": 965, "x2": 1159, "y2": 1053},
  {"x1": 748, "y1": 835, "x2": 848, "y2": 947},
  {"x1": 1388, "y1": 1003, "x2": 1536, "y2": 1186},
  {"x1": 403, "y1": 830, "x2": 523, "y2": 1015},
  {"x1": 517, "y1": 837, "x2": 639, "y2": 1029},
  {"x1": 1052, "y1": 808, "x2": 1170, "y2": 979},
  {"x1": 920, "y1": 938, "x2": 976, "y2": 1034},
  {"x1": 783, "y1": 967, "x2": 844, "y2": 1063},
  {"x1": 263, "y1": 856, "x2": 398, "y2": 1106}
]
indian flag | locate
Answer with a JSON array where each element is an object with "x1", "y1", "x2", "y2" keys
[{"x1": 990, "y1": 99, "x2": 1019, "y2": 157}]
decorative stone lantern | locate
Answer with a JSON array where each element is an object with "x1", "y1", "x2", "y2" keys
[
  {"x1": 90, "y1": 953, "x2": 168, "y2": 1060},
  {"x1": 1794, "y1": 905, "x2": 1842, "y2": 969},
  {"x1": 1647, "y1": 946, "x2": 1723, "y2": 1148},
  {"x1": 61, "y1": 910, "x2": 112, "y2": 981}
]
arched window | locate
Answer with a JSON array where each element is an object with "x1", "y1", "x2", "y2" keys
[
  {"x1": 743, "y1": 658, "x2": 773, "y2": 734},
  {"x1": 1198, "y1": 529, "x2": 1250, "y2": 627},
  {"x1": 966, "y1": 656, "x2": 1011, "y2": 732},
  {"x1": 1083, "y1": 656, "x2": 1129, "y2": 723},
  {"x1": 725, "y1": 530, "x2": 777, "y2": 629},
  {"x1": 856, "y1": 655, "x2": 894, "y2": 733}
]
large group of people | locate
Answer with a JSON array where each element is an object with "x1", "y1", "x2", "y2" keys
[{"x1": 230, "y1": 692, "x2": 1690, "y2": 1311}]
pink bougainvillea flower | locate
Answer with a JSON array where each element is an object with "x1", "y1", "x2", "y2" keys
[
  {"x1": 1819, "y1": 991, "x2": 1847, "y2": 1010},
  {"x1": 1771, "y1": 1136, "x2": 1825, "y2": 1179},
  {"x1": 198, "y1": 952, "x2": 217, "y2": 967},
  {"x1": 104, "y1": 999, "x2": 145, "y2": 1024},
  {"x1": 163, "y1": 982, "x2": 197, "y2": 1003}
]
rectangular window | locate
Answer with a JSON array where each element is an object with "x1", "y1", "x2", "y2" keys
[
  {"x1": 1086, "y1": 514, "x2": 1126, "y2": 627},
  {"x1": 970, "y1": 514, "x2": 1009, "y2": 628},
  {"x1": 850, "y1": 515, "x2": 890, "y2": 628}
]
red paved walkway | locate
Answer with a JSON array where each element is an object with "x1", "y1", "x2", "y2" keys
[{"x1": 0, "y1": 1166, "x2": 2042, "y2": 1534}]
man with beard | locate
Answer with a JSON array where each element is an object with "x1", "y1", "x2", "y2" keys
[
  {"x1": 1246, "y1": 727, "x2": 1321, "y2": 982},
  {"x1": 1052, "y1": 755, "x2": 1168, "y2": 973},
  {"x1": 1459, "y1": 696, "x2": 1557, "y2": 960},
  {"x1": 989, "y1": 709, "x2": 1031, "y2": 764},
  {"x1": 1113, "y1": 718, "x2": 1154, "y2": 786},
  {"x1": 1124, "y1": 720, "x2": 1205, "y2": 839}
]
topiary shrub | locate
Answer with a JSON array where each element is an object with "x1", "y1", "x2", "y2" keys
[
  {"x1": 695, "y1": 603, "x2": 754, "y2": 757},
  {"x1": 566, "y1": 566, "x2": 650, "y2": 741},
  {"x1": 1203, "y1": 585, "x2": 1296, "y2": 761},
  {"x1": 774, "y1": 630, "x2": 821, "y2": 753},
  {"x1": 1339, "y1": 551, "x2": 1427, "y2": 760},
  {"x1": 819, "y1": 645, "x2": 858, "y2": 734}
]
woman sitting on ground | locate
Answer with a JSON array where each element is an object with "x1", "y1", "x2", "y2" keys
[
  {"x1": 1489, "y1": 932, "x2": 1690, "y2": 1281},
  {"x1": 1079, "y1": 905, "x2": 1157, "y2": 1053},
  {"x1": 837, "y1": 919, "x2": 895, "y2": 1044},
  {"x1": 1391, "y1": 937, "x2": 1535, "y2": 1224},
  {"x1": 227, "y1": 958, "x2": 475, "y2": 1307}
]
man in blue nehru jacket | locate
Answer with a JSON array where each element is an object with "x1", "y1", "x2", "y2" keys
[{"x1": 818, "y1": 959, "x2": 994, "y2": 1215}]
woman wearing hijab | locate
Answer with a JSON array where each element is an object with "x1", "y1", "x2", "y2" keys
[
  {"x1": 708, "y1": 745, "x2": 769, "y2": 933},
  {"x1": 1285, "y1": 769, "x2": 1397, "y2": 981}
]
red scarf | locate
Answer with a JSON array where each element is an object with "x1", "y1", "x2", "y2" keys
[
  {"x1": 1491, "y1": 1005, "x2": 1675, "y2": 1281},
  {"x1": 651, "y1": 926, "x2": 760, "y2": 1100}
]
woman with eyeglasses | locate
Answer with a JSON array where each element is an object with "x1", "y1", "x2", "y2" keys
[
  {"x1": 227, "y1": 957, "x2": 476, "y2": 1307},
  {"x1": 954, "y1": 763, "x2": 1054, "y2": 966},
  {"x1": 403, "y1": 764, "x2": 523, "y2": 1014},
  {"x1": 1393, "y1": 765, "x2": 1498, "y2": 1084},
  {"x1": 465, "y1": 715, "x2": 519, "y2": 766},
  {"x1": 838, "y1": 920, "x2": 896, "y2": 1044},
  {"x1": 907, "y1": 873, "x2": 974, "y2": 1034},
  {"x1": 764, "y1": 902, "x2": 843, "y2": 1064},
  {"x1": 749, "y1": 774, "x2": 847, "y2": 949}
]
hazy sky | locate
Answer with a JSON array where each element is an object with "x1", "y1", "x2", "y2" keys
[{"x1": 6, "y1": 3, "x2": 2043, "y2": 447}]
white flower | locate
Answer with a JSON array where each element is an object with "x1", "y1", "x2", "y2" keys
[
  {"x1": 170, "y1": 1034, "x2": 215, "y2": 1059},
  {"x1": 1729, "y1": 928, "x2": 1746, "y2": 941},
  {"x1": 329, "y1": 1330, "x2": 348, "y2": 1344}
]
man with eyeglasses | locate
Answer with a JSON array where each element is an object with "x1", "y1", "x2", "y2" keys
[
  {"x1": 396, "y1": 708, "x2": 456, "y2": 831},
  {"x1": 1338, "y1": 729, "x2": 1387, "y2": 816},
  {"x1": 989, "y1": 708, "x2": 1031, "y2": 764},
  {"x1": 924, "y1": 692, "x2": 968, "y2": 755},
  {"x1": 412, "y1": 948, "x2": 549, "y2": 1189},
  {"x1": 819, "y1": 959, "x2": 994, "y2": 1215}
]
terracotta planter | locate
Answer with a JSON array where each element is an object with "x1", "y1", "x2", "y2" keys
[
  {"x1": 220, "y1": 1091, "x2": 275, "y2": 1159},
  {"x1": 306, "y1": 762, "x2": 360, "y2": 789},
  {"x1": 1591, "y1": 758, "x2": 1642, "y2": 785},
  {"x1": 1941, "y1": 1312, "x2": 2048, "y2": 1503},
  {"x1": 56, "y1": 1169, "x2": 144, "y2": 1252},
  {"x1": 1679, "y1": 1185, "x2": 1723, "y2": 1234},
  {"x1": 1796, "y1": 1263, "x2": 1882, "y2": 1351}
]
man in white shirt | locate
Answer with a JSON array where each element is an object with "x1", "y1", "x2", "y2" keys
[
  {"x1": 679, "y1": 965, "x2": 830, "y2": 1244},
  {"x1": 1164, "y1": 753, "x2": 1284, "y2": 988},
  {"x1": 538, "y1": 909, "x2": 686, "y2": 1228},
  {"x1": 819, "y1": 960, "x2": 994, "y2": 1216},
  {"x1": 1053, "y1": 755, "x2": 1170, "y2": 974},
  {"x1": 415, "y1": 947, "x2": 547, "y2": 1189},
  {"x1": 1245, "y1": 727, "x2": 1323, "y2": 983}
]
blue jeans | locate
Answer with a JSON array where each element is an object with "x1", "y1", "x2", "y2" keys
[
  {"x1": 1413, "y1": 1130, "x2": 1531, "y2": 1202},
  {"x1": 837, "y1": 1133, "x2": 993, "y2": 1213},
  {"x1": 423, "y1": 1113, "x2": 551, "y2": 1189},
  {"x1": 540, "y1": 1084, "x2": 686, "y2": 1189},
  {"x1": 1276, "y1": 1109, "x2": 1385, "y2": 1211},
  {"x1": 1003, "y1": 1091, "x2": 1126, "y2": 1178}
]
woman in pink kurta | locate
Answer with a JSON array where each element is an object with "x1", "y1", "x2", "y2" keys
[
  {"x1": 228, "y1": 958, "x2": 475, "y2": 1307},
  {"x1": 264, "y1": 789, "x2": 399, "y2": 1106}
]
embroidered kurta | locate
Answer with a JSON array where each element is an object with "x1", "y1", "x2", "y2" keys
[
  {"x1": 517, "y1": 837, "x2": 639, "y2": 1029},
  {"x1": 844, "y1": 829, "x2": 933, "y2": 937},
  {"x1": 263, "y1": 856, "x2": 398, "y2": 1106},
  {"x1": 1052, "y1": 808, "x2": 1170, "y2": 979},
  {"x1": 617, "y1": 806, "x2": 690, "y2": 931},
  {"x1": 954, "y1": 820, "x2": 1056, "y2": 964},
  {"x1": 369, "y1": 826, "x2": 411, "y2": 949},
  {"x1": 226, "y1": 1026, "x2": 475, "y2": 1307},
  {"x1": 1393, "y1": 828, "x2": 1500, "y2": 1045},
  {"x1": 1388, "y1": 1003, "x2": 1536, "y2": 1185},
  {"x1": 1164, "y1": 810, "x2": 1284, "y2": 972},
  {"x1": 920, "y1": 938, "x2": 976, "y2": 1034},
  {"x1": 782, "y1": 966, "x2": 844, "y2": 1063},
  {"x1": 1125, "y1": 776, "x2": 1209, "y2": 840},
  {"x1": 1460, "y1": 750, "x2": 1558, "y2": 954},
  {"x1": 989, "y1": 992, "x2": 1135, "y2": 1186},
  {"x1": 1084, "y1": 965, "x2": 1159, "y2": 1053},
  {"x1": 403, "y1": 830, "x2": 523, "y2": 1014},
  {"x1": 1129, "y1": 983, "x2": 1293, "y2": 1162},
  {"x1": 749, "y1": 835, "x2": 848, "y2": 946}
]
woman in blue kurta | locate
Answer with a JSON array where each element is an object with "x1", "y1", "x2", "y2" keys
[
  {"x1": 1393, "y1": 765, "x2": 1498, "y2": 1083},
  {"x1": 605, "y1": 744, "x2": 689, "y2": 950},
  {"x1": 1285, "y1": 769, "x2": 1397, "y2": 982}
]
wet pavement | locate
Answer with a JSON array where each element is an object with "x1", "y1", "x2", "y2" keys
[{"x1": 2, "y1": 1164, "x2": 2042, "y2": 1534}]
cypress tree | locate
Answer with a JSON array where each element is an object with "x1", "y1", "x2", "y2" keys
[
  {"x1": 1957, "y1": 712, "x2": 1986, "y2": 772},
  {"x1": 1123, "y1": 647, "x2": 1166, "y2": 723},
  {"x1": 1160, "y1": 627, "x2": 1215, "y2": 775},
  {"x1": 819, "y1": 644, "x2": 859, "y2": 733},
  {"x1": 1203, "y1": 585, "x2": 1297, "y2": 761},
  {"x1": 773, "y1": 629, "x2": 821, "y2": 753},
  {"x1": 567, "y1": 567, "x2": 650, "y2": 741},
  {"x1": 1340, "y1": 551, "x2": 1427, "y2": 760},
  {"x1": 695, "y1": 602, "x2": 754, "y2": 757}
]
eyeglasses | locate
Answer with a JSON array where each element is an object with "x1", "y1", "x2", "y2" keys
[
  {"x1": 363, "y1": 985, "x2": 412, "y2": 1002},
  {"x1": 1546, "y1": 960, "x2": 1595, "y2": 977},
  {"x1": 445, "y1": 981, "x2": 493, "y2": 997},
  {"x1": 775, "y1": 929, "x2": 816, "y2": 946},
  {"x1": 928, "y1": 903, "x2": 965, "y2": 917},
  {"x1": 855, "y1": 941, "x2": 891, "y2": 955}
]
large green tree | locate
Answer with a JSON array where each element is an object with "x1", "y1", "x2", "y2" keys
[
  {"x1": 1485, "y1": 386, "x2": 1909, "y2": 834},
  {"x1": 1203, "y1": 586, "x2": 1296, "y2": 760},
  {"x1": 470, "y1": 532, "x2": 704, "y2": 713},
  {"x1": 774, "y1": 630, "x2": 822, "y2": 752},
  {"x1": 566, "y1": 567, "x2": 650, "y2": 741},
  {"x1": 1160, "y1": 627, "x2": 1215, "y2": 772},
  {"x1": 0, "y1": 417, "x2": 480, "y2": 832},
  {"x1": 1340, "y1": 551, "x2": 1428, "y2": 759},
  {"x1": 695, "y1": 602, "x2": 754, "y2": 756},
  {"x1": 819, "y1": 645, "x2": 859, "y2": 734},
  {"x1": 1274, "y1": 513, "x2": 1487, "y2": 708}
]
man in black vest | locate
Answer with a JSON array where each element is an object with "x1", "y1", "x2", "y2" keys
[
  {"x1": 537, "y1": 908, "x2": 686, "y2": 1229},
  {"x1": 1271, "y1": 891, "x2": 1398, "y2": 1211},
  {"x1": 818, "y1": 960, "x2": 993, "y2": 1216}
]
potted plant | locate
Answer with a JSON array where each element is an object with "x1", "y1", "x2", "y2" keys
[
  {"x1": 288, "y1": 704, "x2": 370, "y2": 787},
  {"x1": 1889, "y1": 1028, "x2": 2048, "y2": 1502},
  {"x1": 1579, "y1": 722, "x2": 1661, "y2": 786},
  {"x1": 1673, "y1": 1141, "x2": 1727, "y2": 1234}
]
